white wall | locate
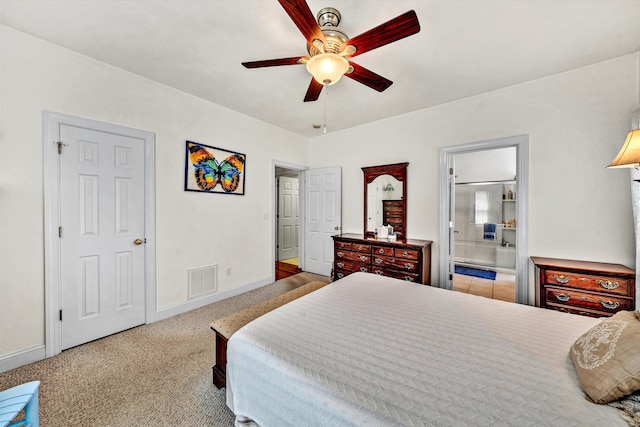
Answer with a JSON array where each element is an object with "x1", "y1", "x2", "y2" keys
[
  {"x1": 309, "y1": 53, "x2": 639, "y2": 290},
  {"x1": 454, "y1": 147, "x2": 516, "y2": 183},
  {"x1": 0, "y1": 26, "x2": 308, "y2": 361}
]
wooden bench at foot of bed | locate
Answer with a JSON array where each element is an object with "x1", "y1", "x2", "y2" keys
[{"x1": 210, "y1": 280, "x2": 329, "y2": 389}]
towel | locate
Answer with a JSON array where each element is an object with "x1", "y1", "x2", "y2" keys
[{"x1": 484, "y1": 223, "x2": 496, "y2": 240}]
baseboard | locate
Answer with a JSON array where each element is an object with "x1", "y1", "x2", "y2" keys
[
  {"x1": 150, "y1": 276, "x2": 273, "y2": 323},
  {"x1": 0, "y1": 278, "x2": 274, "y2": 373},
  {"x1": 0, "y1": 345, "x2": 46, "y2": 374}
]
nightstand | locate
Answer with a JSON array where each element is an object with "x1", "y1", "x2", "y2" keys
[{"x1": 531, "y1": 256, "x2": 635, "y2": 318}]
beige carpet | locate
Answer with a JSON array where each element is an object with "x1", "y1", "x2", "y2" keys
[{"x1": 0, "y1": 272, "x2": 329, "y2": 426}]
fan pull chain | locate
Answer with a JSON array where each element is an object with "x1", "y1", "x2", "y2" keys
[{"x1": 323, "y1": 87, "x2": 328, "y2": 133}]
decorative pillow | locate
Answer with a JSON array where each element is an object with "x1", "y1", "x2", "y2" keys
[{"x1": 570, "y1": 310, "x2": 640, "y2": 404}]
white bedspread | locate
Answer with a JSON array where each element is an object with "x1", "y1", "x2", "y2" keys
[{"x1": 226, "y1": 272, "x2": 624, "y2": 426}]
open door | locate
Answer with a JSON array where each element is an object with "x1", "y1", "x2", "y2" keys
[
  {"x1": 277, "y1": 176, "x2": 299, "y2": 261},
  {"x1": 303, "y1": 167, "x2": 342, "y2": 276},
  {"x1": 439, "y1": 135, "x2": 529, "y2": 304},
  {"x1": 446, "y1": 161, "x2": 456, "y2": 290}
]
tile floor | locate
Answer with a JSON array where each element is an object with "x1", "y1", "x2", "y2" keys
[{"x1": 453, "y1": 271, "x2": 516, "y2": 302}]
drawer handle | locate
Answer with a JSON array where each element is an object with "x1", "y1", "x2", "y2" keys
[
  {"x1": 600, "y1": 300, "x2": 620, "y2": 310},
  {"x1": 339, "y1": 243, "x2": 346, "y2": 248},
  {"x1": 553, "y1": 274, "x2": 570, "y2": 284},
  {"x1": 405, "y1": 263, "x2": 415, "y2": 270},
  {"x1": 598, "y1": 280, "x2": 620, "y2": 290},
  {"x1": 402, "y1": 251, "x2": 409, "y2": 257},
  {"x1": 337, "y1": 251, "x2": 344, "y2": 257},
  {"x1": 360, "y1": 267, "x2": 368, "y2": 272},
  {"x1": 358, "y1": 245, "x2": 364, "y2": 250},
  {"x1": 337, "y1": 273, "x2": 344, "y2": 279},
  {"x1": 378, "y1": 248, "x2": 385, "y2": 254},
  {"x1": 554, "y1": 293, "x2": 571, "y2": 302},
  {"x1": 360, "y1": 256, "x2": 368, "y2": 262},
  {"x1": 375, "y1": 258, "x2": 384, "y2": 265},
  {"x1": 374, "y1": 270, "x2": 383, "y2": 275},
  {"x1": 404, "y1": 276, "x2": 415, "y2": 282},
  {"x1": 337, "y1": 262, "x2": 344, "y2": 268}
]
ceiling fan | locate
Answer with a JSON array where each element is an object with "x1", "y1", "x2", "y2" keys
[{"x1": 242, "y1": 0, "x2": 420, "y2": 102}]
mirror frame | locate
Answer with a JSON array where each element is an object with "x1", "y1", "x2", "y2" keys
[{"x1": 362, "y1": 162, "x2": 408, "y2": 238}]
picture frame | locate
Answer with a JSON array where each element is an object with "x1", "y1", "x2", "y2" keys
[{"x1": 184, "y1": 140, "x2": 246, "y2": 195}]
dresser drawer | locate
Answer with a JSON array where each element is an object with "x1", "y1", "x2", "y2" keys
[
  {"x1": 372, "y1": 266, "x2": 419, "y2": 282},
  {"x1": 394, "y1": 248, "x2": 419, "y2": 260},
  {"x1": 372, "y1": 246, "x2": 393, "y2": 256},
  {"x1": 543, "y1": 270, "x2": 632, "y2": 296},
  {"x1": 335, "y1": 240, "x2": 351, "y2": 250},
  {"x1": 335, "y1": 250, "x2": 370, "y2": 264},
  {"x1": 335, "y1": 260, "x2": 371, "y2": 274},
  {"x1": 351, "y1": 243, "x2": 371, "y2": 253},
  {"x1": 334, "y1": 241, "x2": 372, "y2": 253},
  {"x1": 372, "y1": 255, "x2": 419, "y2": 272},
  {"x1": 544, "y1": 286, "x2": 632, "y2": 314}
]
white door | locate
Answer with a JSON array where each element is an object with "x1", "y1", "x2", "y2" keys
[
  {"x1": 447, "y1": 162, "x2": 456, "y2": 289},
  {"x1": 304, "y1": 167, "x2": 342, "y2": 276},
  {"x1": 278, "y1": 176, "x2": 299, "y2": 261},
  {"x1": 59, "y1": 124, "x2": 146, "y2": 349}
]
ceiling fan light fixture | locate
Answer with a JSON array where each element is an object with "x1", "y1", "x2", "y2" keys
[{"x1": 306, "y1": 53, "x2": 349, "y2": 85}]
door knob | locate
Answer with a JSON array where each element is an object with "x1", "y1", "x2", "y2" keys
[{"x1": 134, "y1": 238, "x2": 143, "y2": 245}]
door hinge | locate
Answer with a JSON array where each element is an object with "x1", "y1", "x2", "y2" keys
[
  {"x1": 449, "y1": 167, "x2": 454, "y2": 175},
  {"x1": 59, "y1": 309, "x2": 63, "y2": 321},
  {"x1": 449, "y1": 273, "x2": 453, "y2": 281},
  {"x1": 59, "y1": 226, "x2": 63, "y2": 238}
]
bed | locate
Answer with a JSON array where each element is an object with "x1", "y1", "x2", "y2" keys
[{"x1": 226, "y1": 272, "x2": 627, "y2": 426}]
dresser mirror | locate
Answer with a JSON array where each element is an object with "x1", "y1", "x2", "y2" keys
[{"x1": 362, "y1": 162, "x2": 408, "y2": 238}]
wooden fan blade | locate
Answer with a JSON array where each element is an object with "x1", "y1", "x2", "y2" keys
[
  {"x1": 242, "y1": 56, "x2": 306, "y2": 68},
  {"x1": 303, "y1": 78, "x2": 323, "y2": 102},
  {"x1": 278, "y1": 0, "x2": 327, "y2": 48},
  {"x1": 344, "y1": 62, "x2": 393, "y2": 92},
  {"x1": 341, "y1": 10, "x2": 420, "y2": 58}
]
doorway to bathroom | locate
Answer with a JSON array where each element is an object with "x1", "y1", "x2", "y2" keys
[{"x1": 439, "y1": 135, "x2": 529, "y2": 304}]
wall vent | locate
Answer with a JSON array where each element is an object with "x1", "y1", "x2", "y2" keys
[{"x1": 188, "y1": 264, "x2": 218, "y2": 299}]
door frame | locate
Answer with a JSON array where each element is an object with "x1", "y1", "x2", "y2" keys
[
  {"x1": 43, "y1": 111, "x2": 156, "y2": 357},
  {"x1": 439, "y1": 135, "x2": 529, "y2": 304},
  {"x1": 272, "y1": 160, "x2": 307, "y2": 280}
]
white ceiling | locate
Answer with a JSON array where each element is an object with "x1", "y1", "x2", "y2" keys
[{"x1": 1, "y1": 0, "x2": 640, "y2": 137}]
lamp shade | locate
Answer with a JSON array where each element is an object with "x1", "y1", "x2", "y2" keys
[
  {"x1": 306, "y1": 53, "x2": 349, "y2": 86},
  {"x1": 608, "y1": 129, "x2": 640, "y2": 168}
]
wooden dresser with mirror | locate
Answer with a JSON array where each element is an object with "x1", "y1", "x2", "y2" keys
[{"x1": 332, "y1": 162, "x2": 433, "y2": 284}]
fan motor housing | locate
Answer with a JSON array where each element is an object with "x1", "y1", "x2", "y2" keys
[{"x1": 307, "y1": 7, "x2": 349, "y2": 56}]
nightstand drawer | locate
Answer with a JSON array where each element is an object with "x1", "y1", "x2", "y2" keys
[
  {"x1": 544, "y1": 287, "x2": 632, "y2": 314},
  {"x1": 543, "y1": 270, "x2": 632, "y2": 296}
]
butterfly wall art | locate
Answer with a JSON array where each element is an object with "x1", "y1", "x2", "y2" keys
[{"x1": 184, "y1": 141, "x2": 246, "y2": 195}]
